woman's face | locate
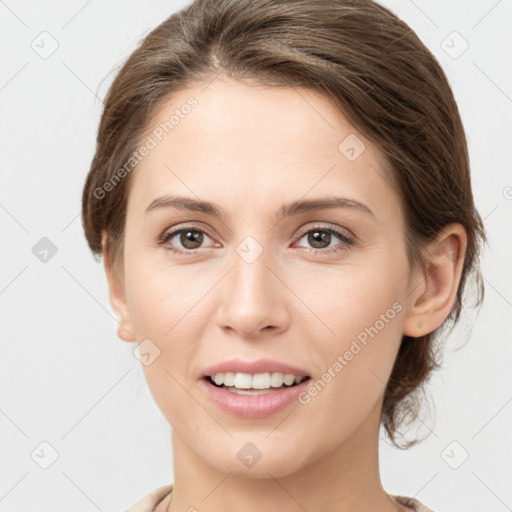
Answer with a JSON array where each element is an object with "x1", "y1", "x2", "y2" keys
[{"x1": 111, "y1": 77, "x2": 421, "y2": 477}]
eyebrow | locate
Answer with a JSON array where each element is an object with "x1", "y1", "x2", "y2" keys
[{"x1": 145, "y1": 195, "x2": 375, "y2": 220}]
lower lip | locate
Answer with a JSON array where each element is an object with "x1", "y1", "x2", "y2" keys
[{"x1": 200, "y1": 377, "x2": 310, "y2": 419}]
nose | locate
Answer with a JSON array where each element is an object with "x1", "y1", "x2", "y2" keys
[{"x1": 214, "y1": 245, "x2": 290, "y2": 339}]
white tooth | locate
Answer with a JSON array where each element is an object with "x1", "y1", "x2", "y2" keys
[
  {"x1": 283, "y1": 374, "x2": 295, "y2": 386},
  {"x1": 223, "y1": 372, "x2": 235, "y2": 386},
  {"x1": 252, "y1": 373, "x2": 271, "y2": 389},
  {"x1": 270, "y1": 372, "x2": 285, "y2": 387},
  {"x1": 234, "y1": 372, "x2": 253, "y2": 389},
  {"x1": 213, "y1": 371, "x2": 305, "y2": 389}
]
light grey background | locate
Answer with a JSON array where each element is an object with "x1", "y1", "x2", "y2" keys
[{"x1": 1, "y1": 1, "x2": 511, "y2": 511}]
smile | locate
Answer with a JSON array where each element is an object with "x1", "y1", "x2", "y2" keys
[
  {"x1": 201, "y1": 372, "x2": 312, "y2": 418},
  {"x1": 207, "y1": 372, "x2": 309, "y2": 395}
]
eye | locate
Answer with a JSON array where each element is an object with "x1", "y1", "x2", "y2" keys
[
  {"x1": 157, "y1": 223, "x2": 355, "y2": 257},
  {"x1": 293, "y1": 224, "x2": 355, "y2": 255},
  {"x1": 158, "y1": 225, "x2": 217, "y2": 255}
]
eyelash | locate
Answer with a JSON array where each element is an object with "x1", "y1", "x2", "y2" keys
[{"x1": 157, "y1": 223, "x2": 355, "y2": 257}]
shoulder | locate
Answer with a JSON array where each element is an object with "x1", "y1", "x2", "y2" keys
[
  {"x1": 391, "y1": 495, "x2": 436, "y2": 512},
  {"x1": 123, "y1": 484, "x2": 173, "y2": 512}
]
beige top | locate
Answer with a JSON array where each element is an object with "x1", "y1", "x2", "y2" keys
[{"x1": 124, "y1": 484, "x2": 435, "y2": 512}]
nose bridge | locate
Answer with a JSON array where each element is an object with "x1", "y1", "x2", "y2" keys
[
  {"x1": 215, "y1": 234, "x2": 288, "y2": 336},
  {"x1": 230, "y1": 236, "x2": 276, "y2": 310}
]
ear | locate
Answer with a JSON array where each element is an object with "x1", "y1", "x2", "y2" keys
[
  {"x1": 403, "y1": 223, "x2": 467, "y2": 338},
  {"x1": 101, "y1": 231, "x2": 136, "y2": 342}
]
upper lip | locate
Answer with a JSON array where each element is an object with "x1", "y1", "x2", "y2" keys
[{"x1": 201, "y1": 358, "x2": 310, "y2": 378}]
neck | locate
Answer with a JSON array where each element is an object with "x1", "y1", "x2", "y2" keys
[{"x1": 168, "y1": 398, "x2": 400, "y2": 512}]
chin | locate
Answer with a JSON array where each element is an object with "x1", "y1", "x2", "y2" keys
[{"x1": 195, "y1": 434, "x2": 313, "y2": 479}]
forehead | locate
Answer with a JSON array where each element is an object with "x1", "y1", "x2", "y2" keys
[{"x1": 128, "y1": 78, "x2": 402, "y2": 223}]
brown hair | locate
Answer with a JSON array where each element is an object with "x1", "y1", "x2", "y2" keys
[{"x1": 81, "y1": 0, "x2": 487, "y2": 448}]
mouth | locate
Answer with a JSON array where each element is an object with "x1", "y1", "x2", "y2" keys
[{"x1": 204, "y1": 372, "x2": 311, "y2": 395}]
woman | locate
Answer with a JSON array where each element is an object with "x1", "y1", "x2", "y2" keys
[{"x1": 81, "y1": 0, "x2": 486, "y2": 510}]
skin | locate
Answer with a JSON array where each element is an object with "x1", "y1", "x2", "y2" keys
[{"x1": 102, "y1": 77, "x2": 467, "y2": 512}]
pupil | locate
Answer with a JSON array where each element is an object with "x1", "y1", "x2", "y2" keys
[
  {"x1": 309, "y1": 230, "x2": 330, "y2": 248},
  {"x1": 181, "y1": 230, "x2": 203, "y2": 249}
]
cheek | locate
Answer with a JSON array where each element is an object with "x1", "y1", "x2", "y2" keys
[
  {"x1": 124, "y1": 252, "x2": 200, "y2": 336},
  {"x1": 124, "y1": 257, "x2": 207, "y2": 417},
  {"x1": 294, "y1": 254, "x2": 406, "y2": 416},
  {"x1": 297, "y1": 251, "x2": 405, "y2": 344}
]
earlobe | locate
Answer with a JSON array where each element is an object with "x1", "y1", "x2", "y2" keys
[
  {"x1": 403, "y1": 224, "x2": 467, "y2": 338},
  {"x1": 117, "y1": 324, "x2": 136, "y2": 342},
  {"x1": 101, "y1": 232, "x2": 136, "y2": 342}
]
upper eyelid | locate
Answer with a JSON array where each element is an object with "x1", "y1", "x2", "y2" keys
[
  {"x1": 295, "y1": 223, "x2": 352, "y2": 239},
  {"x1": 163, "y1": 223, "x2": 215, "y2": 240},
  {"x1": 162, "y1": 222, "x2": 353, "y2": 246}
]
